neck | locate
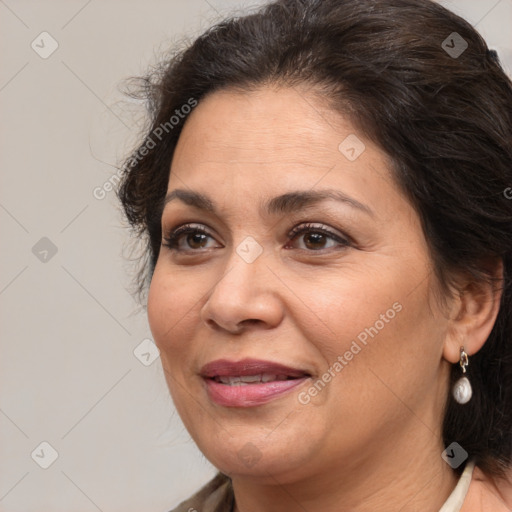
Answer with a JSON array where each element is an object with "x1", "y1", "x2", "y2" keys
[{"x1": 231, "y1": 431, "x2": 459, "y2": 512}]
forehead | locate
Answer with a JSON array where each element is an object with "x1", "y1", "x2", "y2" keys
[
  {"x1": 167, "y1": 86, "x2": 406, "y2": 221},
  {"x1": 173, "y1": 86, "x2": 358, "y2": 164}
]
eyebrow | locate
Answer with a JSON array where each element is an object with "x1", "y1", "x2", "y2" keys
[{"x1": 163, "y1": 188, "x2": 374, "y2": 218}]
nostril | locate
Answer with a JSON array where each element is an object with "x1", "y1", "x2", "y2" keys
[{"x1": 241, "y1": 319, "x2": 262, "y2": 326}]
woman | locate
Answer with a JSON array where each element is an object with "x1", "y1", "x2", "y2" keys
[{"x1": 117, "y1": 0, "x2": 512, "y2": 510}]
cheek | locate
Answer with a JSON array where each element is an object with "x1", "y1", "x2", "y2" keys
[
  {"x1": 146, "y1": 266, "x2": 196, "y2": 359},
  {"x1": 146, "y1": 268, "x2": 168, "y2": 344},
  {"x1": 300, "y1": 264, "x2": 442, "y2": 400},
  {"x1": 292, "y1": 266, "x2": 403, "y2": 357}
]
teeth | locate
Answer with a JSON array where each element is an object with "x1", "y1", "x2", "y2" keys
[
  {"x1": 241, "y1": 375, "x2": 264, "y2": 383},
  {"x1": 216, "y1": 374, "x2": 292, "y2": 385}
]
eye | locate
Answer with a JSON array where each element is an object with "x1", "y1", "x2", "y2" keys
[
  {"x1": 286, "y1": 223, "x2": 350, "y2": 251},
  {"x1": 161, "y1": 222, "x2": 351, "y2": 254},
  {"x1": 162, "y1": 223, "x2": 220, "y2": 252}
]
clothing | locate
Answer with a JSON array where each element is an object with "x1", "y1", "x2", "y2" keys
[
  {"x1": 169, "y1": 472, "x2": 233, "y2": 512},
  {"x1": 169, "y1": 460, "x2": 512, "y2": 512}
]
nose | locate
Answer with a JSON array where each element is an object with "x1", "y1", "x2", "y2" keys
[{"x1": 200, "y1": 250, "x2": 285, "y2": 334}]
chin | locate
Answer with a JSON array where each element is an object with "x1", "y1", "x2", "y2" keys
[{"x1": 192, "y1": 425, "x2": 318, "y2": 482}]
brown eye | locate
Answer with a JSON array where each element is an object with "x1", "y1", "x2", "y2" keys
[
  {"x1": 186, "y1": 232, "x2": 209, "y2": 249},
  {"x1": 162, "y1": 224, "x2": 219, "y2": 252},
  {"x1": 287, "y1": 223, "x2": 350, "y2": 251},
  {"x1": 302, "y1": 232, "x2": 329, "y2": 250}
]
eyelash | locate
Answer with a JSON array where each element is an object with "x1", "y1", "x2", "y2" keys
[{"x1": 162, "y1": 222, "x2": 351, "y2": 253}]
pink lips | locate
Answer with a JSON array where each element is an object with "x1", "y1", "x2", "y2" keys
[{"x1": 200, "y1": 358, "x2": 311, "y2": 407}]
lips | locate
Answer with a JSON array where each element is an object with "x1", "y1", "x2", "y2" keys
[
  {"x1": 200, "y1": 358, "x2": 311, "y2": 407},
  {"x1": 201, "y1": 359, "x2": 310, "y2": 379},
  {"x1": 213, "y1": 374, "x2": 295, "y2": 385}
]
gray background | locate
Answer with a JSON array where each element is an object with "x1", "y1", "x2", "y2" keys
[{"x1": 1, "y1": 1, "x2": 511, "y2": 511}]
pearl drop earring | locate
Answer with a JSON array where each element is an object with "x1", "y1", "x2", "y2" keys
[{"x1": 453, "y1": 346, "x2": 472, "y2": 404}]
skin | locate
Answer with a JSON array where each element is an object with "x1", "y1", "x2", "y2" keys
[{"x1": 147, "y1": 85, "x2": 502, "y2": 512}]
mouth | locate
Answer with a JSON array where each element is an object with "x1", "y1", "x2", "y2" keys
[
  {"x1": 211, "y1": 374, "x2": 303, "y2": 385},
  {"x1": 200, "y1": 359, "x2": 312, "y2": 407}
]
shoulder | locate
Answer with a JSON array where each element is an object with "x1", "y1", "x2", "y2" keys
[
  {"x1": 461, "y1": 465, "x2": 512, "y2": 512},
  {"x1": 168, "y1": 472, "x2": 233, "y2": 512}
]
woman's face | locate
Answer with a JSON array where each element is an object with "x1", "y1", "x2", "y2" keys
[{"x1": 147, "y1": 86, "x2": 454, "y2": 482}]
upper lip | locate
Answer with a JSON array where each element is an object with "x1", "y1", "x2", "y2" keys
[{"x1": 200, "y1": 358, "x2": 311, "y2": 378}]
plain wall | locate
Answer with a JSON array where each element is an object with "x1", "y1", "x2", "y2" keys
[{"x1": 1, "y1": 1, "x2": 511, "y2": 511}]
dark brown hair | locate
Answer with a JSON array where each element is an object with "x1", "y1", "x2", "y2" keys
[{"x1": 117, "y1": 0, "x2": 512, "y2": 477}]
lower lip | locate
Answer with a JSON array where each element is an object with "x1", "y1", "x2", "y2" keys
[{"x1": 204, "y1": 377, "x2": 310, "y2": 407}]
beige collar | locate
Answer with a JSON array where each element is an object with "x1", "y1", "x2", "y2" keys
[{"x1": 439, "y1": 460, "x2": 476, "y2": 512}]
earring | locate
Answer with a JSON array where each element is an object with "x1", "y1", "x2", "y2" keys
[{"x1": 452, "y1": 346, "x2": 472, "y2": 404}]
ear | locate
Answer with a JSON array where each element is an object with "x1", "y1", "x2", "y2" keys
[{"x1": 443, "y1": 258, "x2": 504, "y2": 364}]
